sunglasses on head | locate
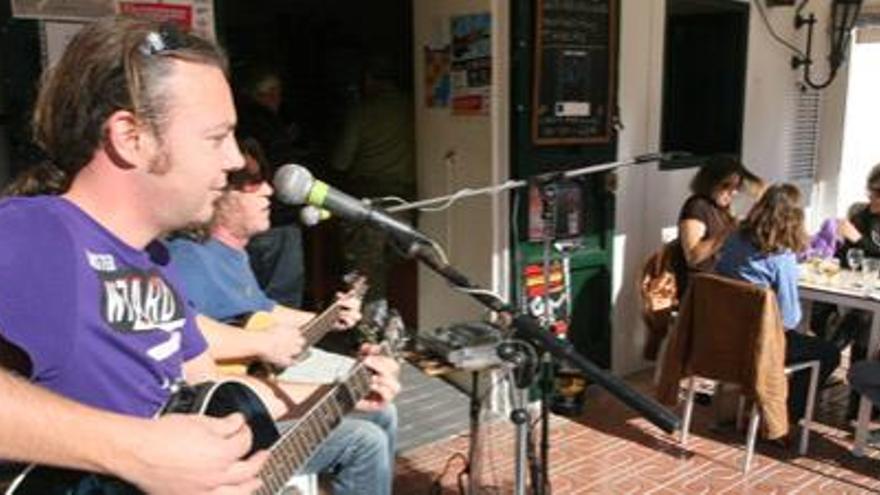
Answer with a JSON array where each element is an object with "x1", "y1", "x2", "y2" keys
[
  {"x1": 139, "y1": 23, "x2": 187, "y2": 57},
  {"x1": 226, "y1": 168, "x2": 265, "y2": 193}
]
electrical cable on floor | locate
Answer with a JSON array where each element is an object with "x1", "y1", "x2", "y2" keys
[{"x1": 428, "y1": 452, "x2": 468, "y2": 495}]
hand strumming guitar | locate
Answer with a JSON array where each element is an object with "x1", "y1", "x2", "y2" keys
[{"x1": 254, "y1": 323, "x2": 306, "y2": 368}]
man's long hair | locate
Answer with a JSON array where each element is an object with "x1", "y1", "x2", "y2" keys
[{"x1": 32, "y1": 16, "x2": 227, "y2": 176}]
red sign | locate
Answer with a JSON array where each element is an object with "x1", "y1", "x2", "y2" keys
[{"x1": 118, "y1": 2, "x2": 193, "y2": 30}]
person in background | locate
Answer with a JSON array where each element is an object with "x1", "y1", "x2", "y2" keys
[
  {"x1": 838, "y1": 163, "x2": 880, "y2": 257},
  {"x1": 330, "y1": 55, "x2": 415, "y2": 302},
  {"x1": 166, "y1": 137, "x2": 397, "y2": 495},
  {"x1": 671, "y1": 155, "x2": 764, "y2": 298},
  {"x1": 849, "y1": 359, "x2": 880, "y2": 443},
  {"x1": 716, "y1": 183, "x2": 841, "y2": 424},
  {"x1": 235, "y1": 67, "x2": 306, "y2": 308}
]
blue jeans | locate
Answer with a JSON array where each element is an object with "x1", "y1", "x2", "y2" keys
[{"x1": 301, "y1": 405, "x2": 397, "y2": 495}]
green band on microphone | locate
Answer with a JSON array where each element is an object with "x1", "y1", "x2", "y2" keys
[{"x1": 308, "y1": 181, "x2": 330, "y2": 206}]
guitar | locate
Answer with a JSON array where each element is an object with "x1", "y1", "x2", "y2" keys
[
  {"x1": 3, "y1": 348, "x2": 379, "y2": 495},
  {"x1": 219, "y1": 275, "x2": 368, "y2": 376}
]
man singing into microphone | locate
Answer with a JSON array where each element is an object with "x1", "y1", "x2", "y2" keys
[{"x1": 166, "y1": 137, "x2": 398, "y2": 495}]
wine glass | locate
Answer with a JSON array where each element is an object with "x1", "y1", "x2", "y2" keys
[
  {"x1": 863, "y1": 258, "x2": 880, "y2": 294},
  {"x1": 848, "y1": 248, "x2": 865, "y2": 286}
]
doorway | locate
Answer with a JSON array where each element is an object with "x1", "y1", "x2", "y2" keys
[
  {"x1": 661, "y1": 0, "x2": 749, "y2": 165},
  {"x1": 215, "y1": 0, "x2": 417, "y2": 322}
]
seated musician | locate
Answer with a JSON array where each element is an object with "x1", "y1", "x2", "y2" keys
[
  {"x1": 166, "y1": 137, "x2": 397, "y2": 495},
  {"x1": 0, "y1": 17, "x2": 398, "y2": 495}
]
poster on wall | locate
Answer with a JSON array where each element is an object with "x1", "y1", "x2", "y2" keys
[
  {"x1": 450, "y1": 12, "x2": 491, "y2": 116},
  {"x1": 116, "y1": 0, "x2": 216, "y2": 41},
  {"x1": 424, "y1": 44, "x2": 450, "y2": 108},
  {"x1": 11, "y1": 0, "x2": 114, "y2": 20}
]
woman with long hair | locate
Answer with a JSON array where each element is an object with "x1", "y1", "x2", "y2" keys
[
  {"x1": 672, "y1": 155, "x2": 763, "y2": 296},
  {"x1": 716, "y1": 183, "x2": 840, "y2": 425}
]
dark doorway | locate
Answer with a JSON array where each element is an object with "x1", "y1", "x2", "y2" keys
[
  {"x1": 661, "y1": 0, "x2": 749, "y2": 167},
  {"x1": 215, "y1": 0, "x2": 417, "y2": 323}
]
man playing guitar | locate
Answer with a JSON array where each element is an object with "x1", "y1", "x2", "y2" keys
[
  {"x1": 0, "y1": 16, "x2": 399, "y2": 495},
  {"x1": 166, "y1": 137, "x2": 397, "y2": 495}
]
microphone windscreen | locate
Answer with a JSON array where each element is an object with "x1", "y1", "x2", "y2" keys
[
  {"x1": 300, "y1": 205, "x2": 330, "y2": 226},
  {"x1": 273, "y1": 164, "x2": 313, "y2": 205}
]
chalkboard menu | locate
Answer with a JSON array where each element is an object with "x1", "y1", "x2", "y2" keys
[{"x1": 532, "y1": 0, "x2": 616, "y2": 145}]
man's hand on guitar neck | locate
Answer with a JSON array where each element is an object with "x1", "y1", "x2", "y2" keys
[
  {"x1": 355, "y1": 343, "x2": 401, "y2": 412},
  {"x1": 115, "y1": 413, "x2": 267, "y2": 495},
  {"x1": 333, "y1": 290, "x2": 363, "y2": 330}
]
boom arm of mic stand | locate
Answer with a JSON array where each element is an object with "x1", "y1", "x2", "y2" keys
[{"x1": 410, "y1": 244, "x2": 681, "y2": 435}]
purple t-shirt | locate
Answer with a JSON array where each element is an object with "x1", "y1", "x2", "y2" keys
[{"x1": 0, "y1": 196, "x2": 208, "y2": 418}]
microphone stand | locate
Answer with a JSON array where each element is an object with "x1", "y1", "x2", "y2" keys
[
  {"x1": 363, "y1": 153, "x2": 682, "y2": 493},
  {"x1": 403, "y1": 241, "x2": 681, "y2": 495},
  {"x1": 384, "y1": 152, "x2": 676, "y2": 214},
  {"x1": 406, "y1": 242, "x2": 682, "y2": 436}
]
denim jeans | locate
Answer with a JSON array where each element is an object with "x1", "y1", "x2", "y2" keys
[{"x1": 300, "y1": 405, "x2": 397, "y2": 495}]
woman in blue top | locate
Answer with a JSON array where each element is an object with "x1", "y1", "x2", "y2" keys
[{"x1": 716, "y1": 183, "x2": 840, "y2": 423}]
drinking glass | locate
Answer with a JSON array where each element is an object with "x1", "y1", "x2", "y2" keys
[
  {"x1": 862, "y1": 258, "x2": 880, "y2": 294},
  {"x1": 848, "y1": 248, "x2": 865, "y2": 272},
  {"x1": 848, "y1": 248, "x2": 865, "y2": 286}
]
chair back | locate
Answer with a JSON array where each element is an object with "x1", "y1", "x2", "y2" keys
[{"x1": 657, "y1": 272, "x2": 790, "y2": 438}]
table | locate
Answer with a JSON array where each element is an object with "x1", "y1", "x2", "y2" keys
[{"x1": 798, "y1": 273, "x2": 880, "y2": 456}]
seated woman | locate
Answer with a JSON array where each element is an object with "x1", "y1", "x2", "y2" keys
[
  {"x1": 716, "y1": 183, "x2": 841, "y2": 423},
  {"x1": 672, "y1": 155, "x2": 763, "y2": 298}
]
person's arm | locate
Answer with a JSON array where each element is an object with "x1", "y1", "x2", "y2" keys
[
  {"x1": 774, "y1": 253, "x2": 803, "y2": 330},
  {"x1": 183, "y1": 351, "x2": 319, "y2": 421},
  {"x1": 679, "y1": 218, "x2": 727, "y2": 267},
  {"x1": 196, "y1": 314, "x2": 306, "y2": 369},
  {"x1": 269, "y1": 304, "x2": 315, "y2": 328},
  {"x1": 0, "y1": 369, "x2": 265, "y2": 494}
]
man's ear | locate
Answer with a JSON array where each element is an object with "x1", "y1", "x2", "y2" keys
[{"x1": 102, "y1": 110, "x2": 158, "y2": 170}]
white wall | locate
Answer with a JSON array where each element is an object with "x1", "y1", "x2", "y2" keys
[
  {"x1": 412, "y1": 0, "x2": 851, "y2": 376},
  {"x1": 413, "y1": 0, "x2": 510, "y2": 333},
  {"x1": 613, "y1": 0, "x2": 845, "y2": 375},
  {"x1": 838, "y1": 41, "x2": 880, "y2": 214}
]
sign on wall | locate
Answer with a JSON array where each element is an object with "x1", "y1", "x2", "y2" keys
[{"x1": 450, "y1": 12, "x2": 491, "y2": 116}]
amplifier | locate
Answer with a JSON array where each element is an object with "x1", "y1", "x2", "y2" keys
[{"x1": 418, "y1": 321, "x2": 503, "y2": 370}]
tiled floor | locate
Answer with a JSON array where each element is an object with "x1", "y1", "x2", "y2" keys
[{"x1": 394, "y1": 371, "x2": 880, "y2": 494}]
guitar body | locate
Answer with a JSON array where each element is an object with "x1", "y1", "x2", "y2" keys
[{"x1": 5, "y1": 382, "x2": 281, "y2": 495}]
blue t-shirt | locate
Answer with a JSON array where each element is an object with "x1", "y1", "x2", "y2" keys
[
  {"x1": 167, "y1": 237, "x2": 275, "y2": 321},
  {"x1": 0, "y1": 196, "x2": 207, "y2": 418},
  {"x1": 715, "y1": 231, "x2": 802, "y2": 329}
]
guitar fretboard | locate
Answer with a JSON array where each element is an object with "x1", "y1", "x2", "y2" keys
[
  {"x1": 301, "y1": 304, "x2": 343, "y2": 347},
  {"x1": 255, "y1": 360, "x2": 373, "y2": 495}
]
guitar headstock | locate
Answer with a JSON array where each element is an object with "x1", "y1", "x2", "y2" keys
[{"x1": 341, "y1": 271, "x2": 369, "y2": 300}]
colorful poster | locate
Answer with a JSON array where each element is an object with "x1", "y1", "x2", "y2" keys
[
  {"x1": 521, "y1": 259, "x2": 571, "y2": 338},
  {"x1": 450, "y1": 13, "x2": 491, "y2": 116},
  {"x1": 11, "y1": 0, "x2": 114, "y2": 20},
  {"x1": 424, "y1": 45, "x2": 451, "y2": 108}
]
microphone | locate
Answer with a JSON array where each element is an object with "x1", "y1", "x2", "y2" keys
[{"x1": 274, "y1": 164, "x2": 431, "y2": 246}]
